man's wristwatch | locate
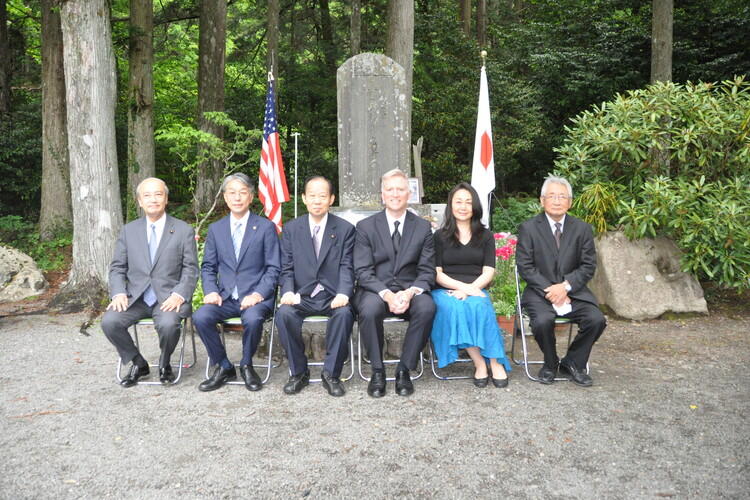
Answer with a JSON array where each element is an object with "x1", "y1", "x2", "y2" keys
[{"x1": 563, "y1": 281, "x2": 572, "y2": 292}]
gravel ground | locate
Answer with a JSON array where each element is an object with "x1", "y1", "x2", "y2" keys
[{"x1": 1, "y1": 311, "x2": 748, "y2": 499}]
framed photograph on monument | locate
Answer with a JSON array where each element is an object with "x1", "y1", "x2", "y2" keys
[{"x1": 408, "y1": 177, "x2": 421, "y2": 204}]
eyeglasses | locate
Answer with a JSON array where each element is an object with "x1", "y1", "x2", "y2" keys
[{"x1": 543, "y1": 194, "x2": 570, "y2": 201}]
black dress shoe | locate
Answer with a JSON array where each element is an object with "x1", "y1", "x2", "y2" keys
[
  {"x1": 491, "y1": 376, "x2": 509, "y2": 388},
  {"x1": 159, "y1": 365, "x2": 175, "y2": 384},
  {"x1": 240, "y1": 365, "x2": 262, "y2": 392},
  {"x1": 320, "y1": 371, "x2": 346, "y2": 397},
  {"x1": 537, "y1": 365, "x2": 557, "y2": 385},
  {"x1": 121, "y1": 363, "x2": 150, "y2": 387},
  {"x1": 283, "y1": 370, "x2": 310, "y2": 395},
  {"x1": 199, "y1": 365, "x2": 237, "y2": 392},
  {"x1": 395, "y1": 369, "x2": 414, "y2": 397},
  {"x1": 473, "y1": 375, "x2": 489, "y2": 388},
  {"x1": 367, "y1": 371, "x2": 387, "y2": 398},
  {"x1": 560, "y1": 361, "x2": 593, "y2": 387}
]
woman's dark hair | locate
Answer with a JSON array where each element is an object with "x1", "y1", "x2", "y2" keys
[{"x1": 440, "y1": 182, "x2": 485, "y2": 246}]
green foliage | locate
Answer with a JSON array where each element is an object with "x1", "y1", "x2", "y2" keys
[
  {"x1": 491, "y1": 196, "x2": 539, "y2": 234},
  {"x1": 555, "y1": 78, "x2": 750, "y2": 187},
  {"x1": 0, "y1": 215, "x2": 72, "y2": 271},
  {"x1": 0, "y1": 96, "x2": 43, "y2": 218},
  {"x1": 617, "y1": 176, "x2": 750, "y2": 289},
  {"x1": 156, "y1": 111, "x2": 262, "y2": 226},
  {"x1": 555, "y1": 78, "x2": 750, "y2": 290}
]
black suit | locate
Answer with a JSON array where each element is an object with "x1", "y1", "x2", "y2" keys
[
  {"x1": 516, "y1": 212, "x2": 606, "y2": 369},
  {"x1": 353, "y1": 210, "x2": 436, "y2": 371},
  {"x1": 276, "y1": 214, "x2": 356, "y2": 377}
]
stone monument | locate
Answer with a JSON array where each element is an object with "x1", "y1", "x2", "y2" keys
[{"x1": 337, "y1": 53, "x2": 411, "y2": 208}]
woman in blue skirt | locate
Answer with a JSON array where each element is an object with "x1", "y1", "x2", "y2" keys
[{"x1": 431, "y1": 183, "x2": 511, "y2": 387}]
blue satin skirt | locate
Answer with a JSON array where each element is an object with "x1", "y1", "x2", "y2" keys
[{"x1": 430, "y1": 288, "x2": 511, "y2": 370}]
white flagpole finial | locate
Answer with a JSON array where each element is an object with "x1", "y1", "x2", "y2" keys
[{"x1": 480, "y1": 50, "x2": 487, "y2": 68}]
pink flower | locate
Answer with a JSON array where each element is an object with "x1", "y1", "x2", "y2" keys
[
  {"x1": 495, "y1": 248, "x2": 502, "y2": 257},
  {"x1": 508, "y1": 237, "x2": 517, "y2": 246},
  {"x1": 493, "y1": 233, "x2": 502, "y2": 240}
]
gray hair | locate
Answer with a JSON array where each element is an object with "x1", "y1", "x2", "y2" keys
[
  {"x1": 541, "y1": 175, "x2": 573, "y2": 199},
  {"x1": 136, "y1": 177, "x2": 169, "y2": 198},
  {"x1": 380, "y1": 168, "x2": 408, "y2": 190},
  {"x1": 221, "y1": 173, "x2": 255, "y2": 193}
]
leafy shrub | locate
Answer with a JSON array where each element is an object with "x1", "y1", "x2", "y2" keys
[
  {"x1": 491, "y1": 196, "x2": 539, "y2": 234},
  {"x1": 0, "y1": 215, "x2": 72, "y2": 272}
]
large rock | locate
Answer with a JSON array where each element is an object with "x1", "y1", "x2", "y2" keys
[
  {"x1": 0, "y1": 246, "x2": 48, "y2": 303},
  {"x1": 590, "y1": 232, "x2": 707, "y2": 320}
]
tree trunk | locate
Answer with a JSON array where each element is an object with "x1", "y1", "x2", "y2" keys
[
  {"x1": 267, "y1": 0, "x2": 279, "y2": 72},
  {"x1": 127, "y1": 0, "x2": 155, "y2": 220},
  {"x1": 386, "y1": 0, "x2": 414, "y2": 174},
  {"x1": 318, "y1": 0, "x2": 336, "y2": 71},
  {"x1": 458, "y1": 0, "x2": 471, "y2": 36},
  {"x1": 350, "y1": 0, "x2": 361, "y2": 56},
  {"x1": 39, "y1": 0, "x2": 72, "y2": 240},
  {"x1": 477, "y1": 0, "x2": 487, "y2": 47},
  {"x1": 194, "y1": 0, "x2": 227, "y2": 214},
  {"x1": 650, "y1": 0, "x2": 673, "y2": 83},
  {"x1": 54, "y1": 0, "x2": 123, "y2": 312},
  {"x1": 0, "y1": 0, "x2": 10, "y2": 114}
]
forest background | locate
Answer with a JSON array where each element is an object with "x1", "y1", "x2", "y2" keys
[{"x1": 0, "y1": 0, "x2": 748, "y2": 307}]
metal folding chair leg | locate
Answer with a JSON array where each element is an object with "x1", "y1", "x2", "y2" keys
[
  {"x1": 356, "y1": 318, "x2": 424, "y2": 382},
  {"x1": 427, "y1": 338, "x2": 473, "y2": 380},
  {"x1": 116, "y1": 317, "x2": 194, "y2": 385}
]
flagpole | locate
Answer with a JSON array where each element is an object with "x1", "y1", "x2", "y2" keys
[{"x1": 293, "y1": 132, "x2": 300, "y2": 217}]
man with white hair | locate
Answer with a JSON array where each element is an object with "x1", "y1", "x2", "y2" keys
[{"x1": 515, "y1": 175, "x2": 606, "y2": 386}]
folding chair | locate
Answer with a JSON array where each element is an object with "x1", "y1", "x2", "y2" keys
[
  {"x1": 203, "y1": 295, "x2": 280, "y2": 385},
  {"x1": 427, "y1": 338, "x2": 473, "y2": 380},
  {"x1": 510, "y1": 265, "x2": 589, "y2": 382},
  {"x1": 288, "y1": 315, "x2": 355, "y2": 383},
  {"x1": 115, "y1": 316, "x2": 197, "y2": 385},
  {"x1": 357, "y1": 317, "x2": 425, "y2": 382}
]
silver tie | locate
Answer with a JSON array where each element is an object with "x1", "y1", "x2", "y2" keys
[{"x1": 143, "y1": 223, "x2": 158, "y2": 306}]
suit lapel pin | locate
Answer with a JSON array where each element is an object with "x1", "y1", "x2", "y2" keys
[
  {"x1": 169, "y1": 229, "x2": 174, "y2": 234},
  {"x1": 330, "y1": 234, "x2": 335, "y2": 238},
  {"x1": 252, "y1": 226, "x2": 257, "y2": 230}
]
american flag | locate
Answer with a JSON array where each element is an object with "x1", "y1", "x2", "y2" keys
[{"x1": 258, "y1": 72, "x2": 289, "y2": 232}]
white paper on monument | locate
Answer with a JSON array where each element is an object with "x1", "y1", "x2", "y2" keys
[{"x1": 553, "y1": 302, "x2": 572, "y2": 316}]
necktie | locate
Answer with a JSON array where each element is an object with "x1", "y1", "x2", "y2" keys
[
  {"x1": 392, "y1": 220, "x2": 401, "y2": 254},
  {"x1": 233, "y1": 221, "x2": 243, "y2": 260},
  {"x1": 312, "y1": 225, "x2": 321, "y2": 258},
  {"x1": 232, "y1": 222, "x2": 243, "y2": 300},
  {"x1": 554, "y1": 222, "x2": 562, "y2": 248},
  {"x1": 311, "y1": 225, "x2": 324, "y2": 297},
  {"x1": 143, "y1": 223, "x2": 158, "y2": 306}
]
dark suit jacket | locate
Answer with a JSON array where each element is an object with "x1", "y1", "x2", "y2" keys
[
  {"x1": 354, "y1": 210, "x2": 435, "y2": 294},
  {"x1": 201, "y1": 213, "x2": 280, "y2": 301},
  {"x1": 109, "y1": 214, "x2": 199, "y2": 316},
  {"x1": 279, "y1": 214, "x2": 355, "y2": 298},
  {"x1": 516, "y1": 212, "x2": 598, "y2": 306}
]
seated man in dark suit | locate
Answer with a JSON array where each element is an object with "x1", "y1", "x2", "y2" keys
[
  {"x1": 516, "y1": 175, "x2": 607, "y2": 386},
  {"x1": 102, "y1": 177, "x2": 199, "y2": 387},
  {"x1": 276, "y1": 176, "x2": 356, "y2": 397},
  {"x1": 353, "y1": 168, "x2": 436, "y2": 398},
  {"x1": 192, "y1": 173, "x2": 281, "y2": 392}
]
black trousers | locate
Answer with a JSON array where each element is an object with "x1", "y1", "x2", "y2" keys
[
  {"x1": 276, "y1": 294, "x2": 355, "y2": 377},
  {"x1": 353, "y1": 289, "x2": 436, "y2": 371},
  {"x1": 523, "y1": 298, "x2": 606, "y2": 370}
]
